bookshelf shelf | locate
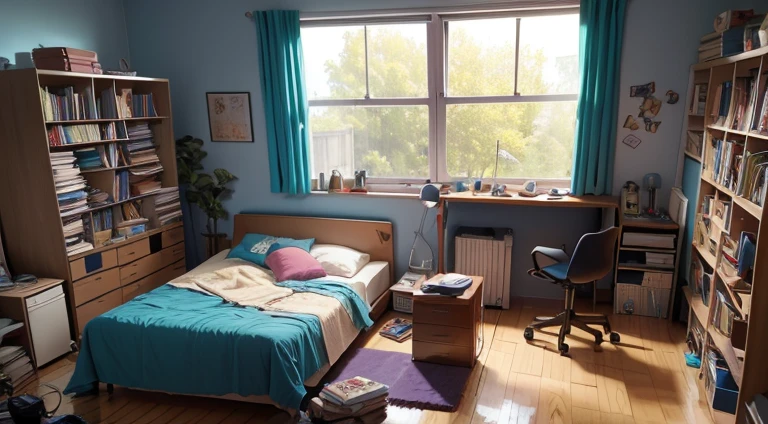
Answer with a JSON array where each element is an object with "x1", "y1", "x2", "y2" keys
[
  {"x1": 707, "y1": 125, "x2": 729, "y2": 132},
  {"x1": 619, "y1": 246, "x2": 677, "y2": 254},
  {"x1": 694, "y1": 242, "x2": 717, "y2": 268},
  {"x1": 733, "y1": 195, "x2": 762, "y2": 220},
  {"x1": 68, "y1": 221, "x2": 182, "y2": 260},
  {"x1": 617, "y1": 264, "x2": 674, "y2": 273},
  {"x1": 709, "y1": 327, "x2": 744, "y2": 387},
  {"x1": 0, "y1": 69, "x2": 184, "y2": 341},
  {"x1": 748, "y1": 131, "x2": 768, "y2": 141},
  {"x1": 683, "y1": 286, "x2": 708, "y2": 328},
  {"x1": 78, "y1": 161, "x2": 161, "y2": 174},
  {"x1": 48, "y1": 138, "x2": 129, "y2": 149},
  {"x1": 45, "y1": 119, "x2": 120, "y2": 125},
  {"x1": 684, "y1": 151, "x2": 702, "y2": 162}
]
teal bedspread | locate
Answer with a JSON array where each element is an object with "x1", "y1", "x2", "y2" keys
[{"x1": 64, "y1": 282, "x2": 371, "y2": 410}]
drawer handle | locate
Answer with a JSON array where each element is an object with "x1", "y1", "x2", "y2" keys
[
  {"x1": 172, "y1": 248, "x2": 184, "y2": 255},
  {"x1": 129, "y1": 273, "x2": 137, "y2": 278},
  {"x1": 431, "y1": 309, "x2": 449, "y2": 314},
  {"x1": 94, "y1": 277, "x2": 102, "y2": 281},
  {"x1": 433, "y1": 334, "x2": 450, "y2": 338},
  {"x1": 127, "y1": 252, "x2": 136, "y2": 256}
]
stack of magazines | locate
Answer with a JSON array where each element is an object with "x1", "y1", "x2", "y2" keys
[
  {"x1": 309, "y1": 376, "x2": 388, "y2": 424},
  {"x1": 378, "y1": 318, "x2": 412, "y2": 342},
  {"x1": 155, "y1": 187, "x2": 182, "y2": 226}
]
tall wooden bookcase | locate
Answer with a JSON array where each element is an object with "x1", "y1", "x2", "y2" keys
[
  {"x1": 679, "y1": 45, "x2": 768, "y2": 423},
  {"x1": 0, "y1": 69, "x2": 186, "y2": 340}
]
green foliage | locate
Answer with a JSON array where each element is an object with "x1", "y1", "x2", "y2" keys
[
  {"x1": 175, "y1": 136, "x2": 237, "y2": 234},
  {"x1": 311, "y1": 26, "x2": 577, "y2": 180}
]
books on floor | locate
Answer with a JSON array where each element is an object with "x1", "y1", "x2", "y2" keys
[
  {"x1": 378, "y1": 318, "x2": 412, "y2": 342},
  {"x1": 311, "y1": 376, "x2": 388, "y2": 424},
  {"x1": 0, "y1": 346, "x2": 35, "y2": 389}
]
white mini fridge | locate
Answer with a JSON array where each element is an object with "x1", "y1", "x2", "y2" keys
[{"x1": 26, "y1": 284, "x2": 71, "y2": 366}]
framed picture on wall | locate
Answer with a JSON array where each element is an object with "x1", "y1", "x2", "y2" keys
[{"x1": 206, "y1": 92, "x2": 254, "y2": 142}]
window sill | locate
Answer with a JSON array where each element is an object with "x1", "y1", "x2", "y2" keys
[{"x1": 309, "y1": 190, "x2": 419, "y2": 200}]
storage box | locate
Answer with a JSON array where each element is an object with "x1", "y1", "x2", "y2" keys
[
  {"x1": 705, "y1": 355, "x2": 739, "y2": 414},
  {"x1": 390, "y1": 273, "x2": 425, "y2": 313}
]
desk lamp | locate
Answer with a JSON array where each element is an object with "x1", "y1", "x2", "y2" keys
[
  {"x1": 409, "y1": 184, "x2": 439, "y2": 275},
  {"x1": 643, "y1": 173, "x2": 662, "y2": 213}
]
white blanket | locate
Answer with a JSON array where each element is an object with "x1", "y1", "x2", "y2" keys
[{"x1": 169, "y1": 258, "x2": 360, "y2": 365}]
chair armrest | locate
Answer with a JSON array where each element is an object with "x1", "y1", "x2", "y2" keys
[{"x1": 531, "y1": 246, "x2": 570, "y2": 267}]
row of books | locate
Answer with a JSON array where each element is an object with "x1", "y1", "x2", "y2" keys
[
  {"x1": 698, "y1": 10, "x2": 764, "y2": 62},
  {"x1": 690, "y1": 250, "x2": 713, "y2": 306},
  {"x1": 0, "y1": 346, "x2": 34, "y2": 390},
  {"x1": 311, "y1": 376, "x2": 388, "y2": 424},
  {"x1": 39, "y1": 86, "x2": 97, "y2": 121},
  {"x1": 698, "y1": 27, "x2": 748, "y2": 62},
  {"x1": 689, "y1": 84, "x2": 708, "y2": 115},
  {"x1": 114, "y1": 170, "x2": 130, "y2": 202},
  {"x1": 736, "y1": 150, "x2": 768, "y2": 207},
  {"x1": 156, "y1": 188, "x2": 182, "y2": 226},
  {"x1": 132, "y1": 93, "x2": 158, "y2": 117},
  {"x1": 47, "y1": 124, "x2": 100, "y2": 146},
  {"x1": 710, "y1": 138, "x2": 744, "y2": 193},
  {"x1": 710, "y1": 81, "x2": 732, "y2": 127}
]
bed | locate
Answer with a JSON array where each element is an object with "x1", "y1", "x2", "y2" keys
[{"x1": 64, "y1": 214, "x2": 394, "y2": 412}]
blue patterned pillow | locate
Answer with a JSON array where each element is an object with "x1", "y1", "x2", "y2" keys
[{"x1": 227, "y1": 233, "x2": 314, "y2": 268}]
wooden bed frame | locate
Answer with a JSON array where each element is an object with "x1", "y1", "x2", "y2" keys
[{"x1": 232, "y1": 213, "x2": 395, "y2": 320}]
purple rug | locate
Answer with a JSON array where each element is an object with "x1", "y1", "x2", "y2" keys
[{"x1": 323, "y1": 348, "x2": 472, "y2": 412}]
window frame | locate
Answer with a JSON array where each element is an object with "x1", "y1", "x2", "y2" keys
[{"x1": 301, "y1": 6, "x2": 580, "y2": 187}]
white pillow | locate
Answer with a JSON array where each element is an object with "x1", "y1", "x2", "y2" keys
[{"x1": 310, "y1": 244, "x2": 371, "y2": 278}]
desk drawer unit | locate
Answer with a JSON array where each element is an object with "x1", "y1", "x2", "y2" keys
[
  {"x1": 119, "y1": 243, "x2": 185, "y2": 286},
  {"x1": 412, "y1": 276, "x2": 483, "y2": 368},
  {"x1": 73, "y1": 268, "x2": 120, "y2": 306},
  {"x1": 70, "y1": 249, "x2": 118, "y2": 281},
  {"x1": 76, "y1": 288, "x2": 122, "y2": 334}
]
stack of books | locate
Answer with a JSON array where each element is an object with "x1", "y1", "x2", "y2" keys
[
  {"x1": 47, "y1": 124, "x2": 101, "y2": 146},
  {"x1": 32, "y1": 47, "x2": 101, "y2": 74},
  {"x1": 155, "y1": 187, "x2": 182, "y2": 226},
  {"x1": 87, "y1": 187, "x2": 111, "y2": 208},
  {"x1": 309, "y1": 376, "x2": 388, "y2": 424},
  {"x1": 378, "y1": 318, "x2": 412, "y2": 342},
  {"x1": 699, "y1": 10, "x2": 757, "y2": 62},
  {"x1": 645, "y1": 253, "x2": 675, "y2": 269},
  {"x1": 0, "y1": 346, "x2": 34, "y2": 390},
  {"x1": 73, "y1": 148, "x2": 104, "y2": 171},
  {"x1": 129, "y1": 163, "x2": 163, "y2": 196},
  {"x1": 125, "y1": 123, "x2": 160, "y2": 165},
  {"x1": 117, "y1": 201, "x2": 148, "y2": 237},
  {"x1": 38, "y1": 85, "x2": 98, "y2": 121},
  {"x1": 737, "y1": 151, "x2": 768, "y2": 207},
  {"x1": 698, "y1": 32, "x2": 722, "y2": 62},
  {"x1": 100, "y1": 87, "x2": 118, "y2": 119},
  {"x1": 751, "y1": 76, "x2": 768, "y2": 135}
]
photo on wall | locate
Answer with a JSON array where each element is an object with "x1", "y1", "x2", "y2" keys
[{"x1": 206, "y1": 92, "x2": 254, "y2": 142}]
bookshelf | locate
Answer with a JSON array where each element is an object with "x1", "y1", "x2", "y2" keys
[
  {"x1": 0, "y1": 69, "x2": 186, "y2": 340},
  {"x1": 679, "y1": 45, "x2": 768, "y2": 422}
]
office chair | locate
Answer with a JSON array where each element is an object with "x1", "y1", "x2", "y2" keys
[{"x1": 525, "y1": 227, "x2": 621, "y2": 354}]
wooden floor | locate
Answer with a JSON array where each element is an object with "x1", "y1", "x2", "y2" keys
[{"x1": 20, "y1": 298, "x2": 716, "y2": 424}]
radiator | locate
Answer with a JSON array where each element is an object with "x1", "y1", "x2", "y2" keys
[{"x1": 455, "y1": 234, "x2": 513, "y2": 309}]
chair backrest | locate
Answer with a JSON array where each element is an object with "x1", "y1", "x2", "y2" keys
[{"x1": 566, "y1": 227, "x2": 620, "y2": 284}]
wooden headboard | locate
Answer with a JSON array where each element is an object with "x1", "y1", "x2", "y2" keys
[{"x1": 233, "y1": 214, "x2": 394, "y2": 271}]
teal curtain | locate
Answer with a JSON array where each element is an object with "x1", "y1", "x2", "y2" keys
[
  {"x1": 571, "y1": 0, "x2": 626, "y2": 196},
  {"x1": 254, "y1": 10, "x2": 311, "y2": 194}
]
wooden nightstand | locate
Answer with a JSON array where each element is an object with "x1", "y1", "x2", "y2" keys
[{"x1": 411, "y1": 275, "x2": 483, "y2": 367}]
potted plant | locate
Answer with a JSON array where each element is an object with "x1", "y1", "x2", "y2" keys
[{"x1": 176, "y1": 136, "x2": 237, "y2": 257}]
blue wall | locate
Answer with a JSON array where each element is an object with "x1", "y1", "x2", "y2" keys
[
  {"x1": 120, "y1": 0, "x2": 758, "y2": 298},
  {"x1": 0, "y1": 0, "x2": 130, "y2": 69}
]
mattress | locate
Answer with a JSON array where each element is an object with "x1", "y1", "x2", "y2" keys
[
  {"x1": 208, "y1": 250, "x2": 390, "y2": 306},
  {"x1": 315, "y1": 261, "x2": 390, "y2": 306}
]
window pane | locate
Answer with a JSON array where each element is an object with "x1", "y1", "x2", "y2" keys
[
  {"x1": 302, "y1": 26, "x2": 366, "y2": 99},
  {"x1": 446, "y1": 101, "x2": 577, "y2": 179},
  {"x1": 447, "y1": 18, "x2": 516, "y2": 97},
  {"x1": 309, "y1": 106, "x2": 429, "y2": 179},
  {"x1": 367, "y1": 24, "x2": 428, "y2": 98},
  {"x1": 519, "y1": 14, "x2": 580, "y2": 95}
]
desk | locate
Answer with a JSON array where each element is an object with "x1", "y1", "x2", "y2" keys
[{"x1": 436, "y1": 192, "x2": 620, "y2": 273}]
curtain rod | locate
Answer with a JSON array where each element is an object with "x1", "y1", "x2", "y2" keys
[{"x1": 244, "y1": 1, "x2": 579, "y2": 20}]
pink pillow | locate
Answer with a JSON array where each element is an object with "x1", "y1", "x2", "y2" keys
[{"x1": 265, "y1": 247, "x2": 327, "y2": 282}]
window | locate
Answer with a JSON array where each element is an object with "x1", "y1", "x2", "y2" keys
[{"x1": 301, "y1": 9, "x2": 579, "y2": 186}]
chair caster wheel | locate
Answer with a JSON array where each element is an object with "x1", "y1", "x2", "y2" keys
[
  {"x1": 524, "y1": 327, "x2": 534, "y2": 341},
  {"x1": 559, "y1": 343, "x2": 569, "y2": 354},
  {"x1": 595, "y1": 335, "x2": 603, "y2": 345},
  {"x1": 565, "y1": 328, "x2": 571, "y2": 335},
  {"x1": 610, "y1": 332, "x2": 620, "y2": 344}
]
